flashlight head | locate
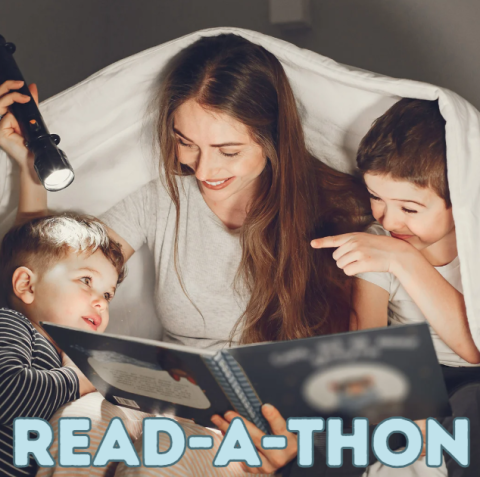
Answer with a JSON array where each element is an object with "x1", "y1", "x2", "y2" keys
[{"x1": 32, "y1": 136, "x2": 75, "y2": 191}]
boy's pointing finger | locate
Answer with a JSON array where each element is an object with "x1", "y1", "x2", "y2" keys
[{"x1": 311, "y1": 233, "x2": 354, "y2": 249}]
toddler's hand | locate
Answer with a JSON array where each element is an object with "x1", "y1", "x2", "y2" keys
[
  {"x1": 311, "y1": 232, "x2": 417, "y2": 276},
  {"x1": 61, "y1": 351, "x2": 97, "y2": 397}
]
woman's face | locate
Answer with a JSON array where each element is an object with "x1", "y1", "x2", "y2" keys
[{"x1": 173, "y1": 99, "x2": 267, "y2": 205}]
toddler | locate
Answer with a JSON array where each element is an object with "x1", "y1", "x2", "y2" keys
[{"x1": 0, "y1": 213, "x2": 125, "y2": 476}]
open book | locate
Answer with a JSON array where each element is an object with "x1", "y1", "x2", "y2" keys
[{"x1": 42, "y1": 322, "x2": 451, "y2": 432}]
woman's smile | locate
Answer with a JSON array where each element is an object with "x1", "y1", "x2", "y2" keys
[{"x1": 202, "y1": 177, "x2": 235, "y2": 190}]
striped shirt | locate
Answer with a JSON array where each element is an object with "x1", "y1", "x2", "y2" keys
[{"x1": 0, "y1": 308, "x2": 80, "y2": 476}]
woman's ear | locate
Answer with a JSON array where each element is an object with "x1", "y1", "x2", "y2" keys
[{"x1": 12, "y1": 267, "x2": 37, "y2": 305}]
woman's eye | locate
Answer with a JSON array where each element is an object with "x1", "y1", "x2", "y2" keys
[
  {"x1": 402, "y1": 207, "x2": 418, "y2": 214},
  {"x1": 80, "y1": 276, "x2": 92, "y2": 286},
  {"x1": 368, "y1": 193, "x2": 381, "y2": 201},
  {"x1": 220, "y1": 150, "x2": 240, "y2": 158},
  {"x1": 177, "y1": 138, "x2": 195, "y2": 148}
]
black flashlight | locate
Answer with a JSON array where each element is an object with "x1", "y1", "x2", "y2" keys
[{"x1": 0, "y1": 35, "x2": 74, "y2": 191}]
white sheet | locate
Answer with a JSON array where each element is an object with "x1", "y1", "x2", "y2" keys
[{"x1": 2, "y1": 26, "x2": 478, "y2": 475}]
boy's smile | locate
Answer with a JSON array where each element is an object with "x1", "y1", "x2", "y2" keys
[
  {"x1": 20, "y1": 249, "x2": 118, "y2": 337},
  {"x1": 364, "y1": 173, "x2": 457, "y2": 266}
]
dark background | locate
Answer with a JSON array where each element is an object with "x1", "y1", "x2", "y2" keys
[{"x1": 1, "y1": 0, "x2": 479, "y2": 109}]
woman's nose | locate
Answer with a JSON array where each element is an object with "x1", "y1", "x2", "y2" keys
[{"x1": 194, "y1": 151, "x2": 221, "y2": 181}]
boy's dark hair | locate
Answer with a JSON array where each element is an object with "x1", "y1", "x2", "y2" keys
[
  {"x1": 0, "y1": 213, "x2": 126, "y2": 306},
  {"x1": 357, "y1": 98, "x2": 450, "y2": 207}
]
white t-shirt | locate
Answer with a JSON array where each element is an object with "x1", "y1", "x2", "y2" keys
[
  {"x1": 356, "y1": 224, "x2": 478, "y2": 367},
  {"x1": 101, "y1": 175, "x2": 247, "y2": 350}
]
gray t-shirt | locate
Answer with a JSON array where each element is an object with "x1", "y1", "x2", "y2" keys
[{"x1": 101, "y1": 175, "x2": 247, "y2": 350}]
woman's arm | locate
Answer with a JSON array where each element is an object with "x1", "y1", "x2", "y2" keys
[
  {"x1": 0, "y1": 81, "x2": 136, "y2": 262},
  {"x1": 350, "y1": 278, "x2": 389, "y2": 331},
  {"x1": 313, "y1": 232, "x2": 480, "y2": 364},
  {"x1": 0, "y1": 81, "x2": 48, "y2": 225},
  {"x1": 105, "y1": 225, "x2": 135, "y2": 261}
]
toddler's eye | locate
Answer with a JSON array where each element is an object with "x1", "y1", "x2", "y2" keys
[
  {"x1": 104, "y1": 292, "x2": 113, "y2": 302},
  {"x1": 402, "y1": 207, "x2": 418, "y2": 214},
  {"x1": 80, "y1": 276, "x2": 92, "y2": 286}
]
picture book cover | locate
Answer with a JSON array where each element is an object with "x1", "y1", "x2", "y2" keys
[{"x1": 42, "y1": 322, "x2": 451, "y2": 431}]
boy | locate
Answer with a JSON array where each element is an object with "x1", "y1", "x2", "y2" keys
[
  {"x1": 313, "y1": 98, "x2": 480, "y2": 476},
  {"x1": 0, "y1": 213, "x2": 126, "y2": 477}
]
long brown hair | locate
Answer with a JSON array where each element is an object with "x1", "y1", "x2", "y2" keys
[{"x1": 156, "y1": 34, "x2": 370, "y2": 344}]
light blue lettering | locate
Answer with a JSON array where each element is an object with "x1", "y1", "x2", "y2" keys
[
  {"x1": 213, "y1": 417, "x2": 261, "y2": 467},
  {"x1": 59, "y1": 418, "x2": 91, "y2": 467},
  {"x1": 327, "y1": 418, "x2": 369, "y2": 467},
  {"x1": 13, "y1": 418, "x2": 54, "y2": 467},
  {"x1": 426, "y1": 418, "x2": 469, "y2": 467},
  {"x1": 287, "y1": 417, "x2": 324, "y2": 467},
  {"x1": 373, "y1": 417, "x2": 422, "y2": 467},
  {"x1": 93, "y1": 417, "x2": 140, "y2": 467},
  {"x1": 143, "y1": 418, "x2": 186, "y2": 467}
]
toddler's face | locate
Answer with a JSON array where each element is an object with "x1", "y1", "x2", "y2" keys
[
  {"x1": 363, "y1": 173, "x2": 456, "y2": 263},
  {"x1": 28, "y1": 249, "x2": 118, "y2": 334}
]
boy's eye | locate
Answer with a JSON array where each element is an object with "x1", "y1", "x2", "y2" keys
[
  {"x1": 80, "y1": 276, "x2": 92, "y2": 286},
  {"x1": 402, "y1": 207, "x2": 418, "y2": 214},
  {"x1": 104, "y1": 292, "x2": 113, "y2": 302}
]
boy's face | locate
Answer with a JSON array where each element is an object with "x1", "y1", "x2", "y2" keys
[
  {"x1": 363, "y1": 173, "x2": 456, "y2": 260},
  {"x1": 25, "y1": 249, "x2": 118, "y2": 334}
]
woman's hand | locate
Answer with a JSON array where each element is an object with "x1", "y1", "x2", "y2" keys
[
  {"x1": 415, "y1": 419, "x2": 427, "y2": 457},
  {"x1": 211, "y1": 404, "x2": 298, "y2": 474},
  {"x1": 311, "y1": 232, "x2": 418, "y2": 276},
  {"x1": 0, "y1": 80, "x2": 38, "y2": 170},
  {"x1": 61, "y1": 351, "x2": 97, "y2": 397}
]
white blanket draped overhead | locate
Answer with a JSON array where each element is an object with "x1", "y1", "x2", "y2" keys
[{"x1": 0, "y1": 27, "x2": 479, "y2": 350}]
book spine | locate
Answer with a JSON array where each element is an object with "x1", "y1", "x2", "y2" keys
[
  {"x1": 219, "y1": 352, "x2": 269, "y2": 433},
  {"x1": 203, "y1": 355, "x2": 250, "y2": 421}
]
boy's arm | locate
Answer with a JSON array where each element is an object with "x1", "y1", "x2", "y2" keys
[
  {"x1": 350, "y1": 278, "x2": 389, "y2": 331},
  {"x1": 0, "y1": 312, "x2": 79, "y2": 426},
  {"x1": 391, "y1": 253, "x2": 480, "y2": 364},
  {"x1": 314, "y1": 232, "x2": 480, "y2": 364}
]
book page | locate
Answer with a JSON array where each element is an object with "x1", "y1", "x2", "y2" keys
[{"x1": 89, "y1": 357, "x2": 211, "y2": 409}]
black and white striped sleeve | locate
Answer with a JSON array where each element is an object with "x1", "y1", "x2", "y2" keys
[{"x1": 0, "y1": 311, "x2": 80, "y2": 427}]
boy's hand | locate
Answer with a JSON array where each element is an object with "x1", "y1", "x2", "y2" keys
[
  {"x1": 311, "y1": 232, "x2": 417, "y2": 276},
  {"x1": 61, "y1": 351, "x2": 97, "y2": 397},
  {"x1": 0, "y1": 80, "x2": 38, "y2": 171}
]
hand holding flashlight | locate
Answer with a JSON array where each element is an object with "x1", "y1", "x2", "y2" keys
[
  {"x1": 0, "y1": 80, "x2": 38, "y2": 171},
  {"x1": 0, "y1": 35, "x2": 74, "y2": 191}
]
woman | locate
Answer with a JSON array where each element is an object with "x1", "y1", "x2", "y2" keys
[{"x1": 0, "y1": 34, "x2": 370, "y2": 475}]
